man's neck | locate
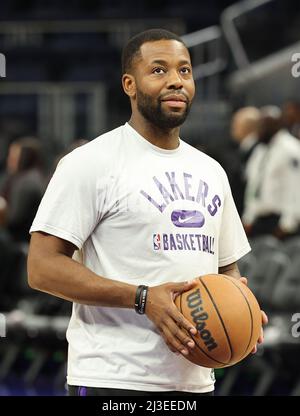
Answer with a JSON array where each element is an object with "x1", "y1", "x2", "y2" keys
[{"x1": 128, "y1": 114, "x2": 180, "y2": 150}]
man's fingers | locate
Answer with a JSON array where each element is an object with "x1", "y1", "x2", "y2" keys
[
  {"x1": 168, "y1": 306, "x2": 197, "y2": 336},
  {"x1": 164, "y1": 316, "x2": 195, "y2": 349},
  {"x1": 257, "y1": 327, "x2": 264, "y2": 344},
  {"x1": 253, "y1": 326, "x2": 264, "y2": 355},
  {"x1": 158, "y1": 329, "x2": 179, "y2": 354},
  {"x1": 171, "y1": 279, "x2": 199, "y2": 298},
  {"x1": 251, "y1": 344, "x2": 257, "y2": 354},
  {"x1": 162, "y1": 326, "x2": 190, "y2": 356},
  {"x1": 261, "y1": 310, "x2": 268, "y2": 325},
  {"x1": 239, "y1": 277, "x2": 248, "y2": 286}
]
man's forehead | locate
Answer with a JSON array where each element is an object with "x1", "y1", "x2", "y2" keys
[{"x1": 139, "y1": 39, "x2": 191, "y2": 64}]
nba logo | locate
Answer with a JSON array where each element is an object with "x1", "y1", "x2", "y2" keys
[{"x1": 153, "y1": 234, "x2": 161, "y2": 250}]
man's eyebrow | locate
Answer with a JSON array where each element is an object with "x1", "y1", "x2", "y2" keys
[{"x1": 149, "y1": 59, "x2": 191, "y2": 66}]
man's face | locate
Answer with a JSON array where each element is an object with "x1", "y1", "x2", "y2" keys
[
  {"x1": 132, "y1": 40, "x2": 195, "y2": 129},
  {"x1": 282, "y1": 103, "x2": 300, "y2": 127},
  {"x1": 231, "y1": 114, "x2": 244, "y2": 142}
]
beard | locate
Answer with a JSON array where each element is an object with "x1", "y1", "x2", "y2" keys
[{"x1": 136, "y1": 89, "x2": 191, "y2": 129}]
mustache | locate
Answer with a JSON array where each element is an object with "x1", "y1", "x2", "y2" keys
[{"x1": 159, "y1": 91, "x2": 190, "y2": 103}]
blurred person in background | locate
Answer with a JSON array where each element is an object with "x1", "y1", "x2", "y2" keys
[
  {"x1": 243, "y1": 106, "x2": 300, "y2": 239},
  {"x1": 231, "y1": 107, "x2": 261, "y2": 166},
  {"x1": 281, "y1": 100, "x2": 300, "y2": 140},
  {"x1": 230, "y1": 106, "x2": 261, "y2": 215},
  {"x1": 0, "y1": 137, "x2": 46, "y2": 243}
]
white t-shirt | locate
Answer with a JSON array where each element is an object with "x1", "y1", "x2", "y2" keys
[{"x1": 30, "y1": 123, "x2": 250, "y2": 393}]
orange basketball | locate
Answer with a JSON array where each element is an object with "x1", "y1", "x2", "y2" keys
[{"x1": 175, "y1": 274, "x2": 262, "y2": 368}]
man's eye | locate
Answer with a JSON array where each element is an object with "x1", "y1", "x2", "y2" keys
[
  {"x1": 181, "y1": 67, "x2": 191, "y2": 74},
  {"x1": 153, "y1": 68, "x2": 165, "y2": 74}
]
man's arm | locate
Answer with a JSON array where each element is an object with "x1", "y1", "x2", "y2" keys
[
  {"x1": 28, "y1": 231, "x2": 137, "y2": 307},
  {"x1": 28, "y1": 231, "x2": 198, "y2": 356},
  {"x1": 219, "y1": 261, "x2": 241, "y2": 280}
]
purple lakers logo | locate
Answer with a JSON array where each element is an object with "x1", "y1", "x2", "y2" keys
[
  {"x1": 171, "y1": 210, "x2": 205, "y2": 228},
  {"x1": 153, "y1": 234, "x2": 161, "y2": 250}
]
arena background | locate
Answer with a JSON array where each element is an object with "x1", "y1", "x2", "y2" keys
[{"x1": 0, "y1": 0, "x2": 300, "y2": 396}]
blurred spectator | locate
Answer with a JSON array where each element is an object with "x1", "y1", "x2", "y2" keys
[
  {"x1": 243, "y1": 106, "x2": 300, "y2": 239},
  {"x1": 230, "y1": 107, "x2": 261, "y2": 214},
  {"x1": 281, "y1": 100, "x2": 300, "y2": 140},
  {"x1": 231, "y1": 107, "x2": 261, "y2": 165},
  {"x1": 0, "y1": 196, "x2": 7, "y2": 227},
  {"x1": 0, "y1": 137, "x2": 46, "y2": 243}
]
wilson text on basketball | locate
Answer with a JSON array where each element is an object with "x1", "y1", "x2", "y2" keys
[{"x1": 187, "y1": 289, "x2": 218, "y2": 351}]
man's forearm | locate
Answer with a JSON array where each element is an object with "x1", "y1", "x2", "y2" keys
[{"x1": 28, "y1": 252, "x2": 137, "y2": 308}]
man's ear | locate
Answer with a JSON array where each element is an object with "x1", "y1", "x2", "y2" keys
[{"x1": 122, "y1": 73, "x2": 136, "y2": 99}]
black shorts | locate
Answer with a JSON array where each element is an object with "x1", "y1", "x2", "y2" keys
[{"x1": 68, "y1": 385, "x2": 214, "y2": 397}]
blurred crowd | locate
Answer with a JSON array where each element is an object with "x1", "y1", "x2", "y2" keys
[
  {"x1": 0, "y1": 137, "x2": 45, "y2": 244},
  {"x1": 227, "y1": 100, "x2": 300, "y2": 240},
  {"x1": 0, "y1": 138, "x2": 88, "y2": 245}
]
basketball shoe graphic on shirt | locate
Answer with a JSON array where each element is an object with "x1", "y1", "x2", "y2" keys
[{"x1": 171, "y1": 210, "x2": 205, "y2": 228}]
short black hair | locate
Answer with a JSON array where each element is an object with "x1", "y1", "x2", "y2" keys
[{"x1": 121, "y1": 28, "x2": 186, "y2": 75}]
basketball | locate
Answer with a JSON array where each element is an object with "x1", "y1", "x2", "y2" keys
[{"x1": 175, "y1": 274, "x2": 262, "y2": 368}]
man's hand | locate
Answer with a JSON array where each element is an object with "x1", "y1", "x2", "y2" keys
[
  {"x1": 239, "y1": 277, "x2": 268, "y2": 354},
  {"x1": 146, "y1": 280, "x2": 198, "y2": 357},
  {"x1": 251, "y1": 310, "x2": 268, "y2": 354}
]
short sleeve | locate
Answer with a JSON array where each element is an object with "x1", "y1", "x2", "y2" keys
[
  {"x1": 218, "y1": 171, "x2": 251, "y2": 267},
  {"x1": 30, "y1": 150, "x2": 104, "y2": 249}
]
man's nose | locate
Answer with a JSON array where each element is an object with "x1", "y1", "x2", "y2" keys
[{"x1": 166, "y1": 69, "x2": 183, "y2": 89}]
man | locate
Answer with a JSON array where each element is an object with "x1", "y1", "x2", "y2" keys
[
  {"x1": 229, "y1": 106, "x2": 261, "y2": 215},
  {"x1": 243, "y1": 106, "x2": 300, "y2": 238},
  {"x1": 0, "y1": 137, "x2": 45, "y2": 242},
  {"x1": 28, "y1": 29, "x2": 266, "y2": 396},
  {"x1": 231, "y1": 107, "x2": 260, "y2": 165},
  {"x1": 282, "y1": 100, "x2": 300, "y2": 140}
]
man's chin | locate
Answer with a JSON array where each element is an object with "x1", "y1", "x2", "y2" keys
[{"x1": 159, "y1": 113, "x2": 187, "y2": 128}]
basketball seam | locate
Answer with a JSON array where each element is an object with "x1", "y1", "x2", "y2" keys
[
  {"x1": 220, "y1": 276, "x2": 254, "y2": 359},
  {"x1": 199, "y1": 277, "x2": 233, "y2": 363},
  {"x1": 180, "y1": 286, "x2": 227, "y2": 366}
]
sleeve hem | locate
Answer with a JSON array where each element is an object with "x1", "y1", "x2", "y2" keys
[
  {"x1": 218, "y1": 244, "x2": 251, "y2": 268},
  {"x1": 29, "y1": 223, "x2": 84, "y2": 250}
]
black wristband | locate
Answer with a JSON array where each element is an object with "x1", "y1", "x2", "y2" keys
[{"x1": 134, "y1": 285, "x2": 148, "y2": 315}]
